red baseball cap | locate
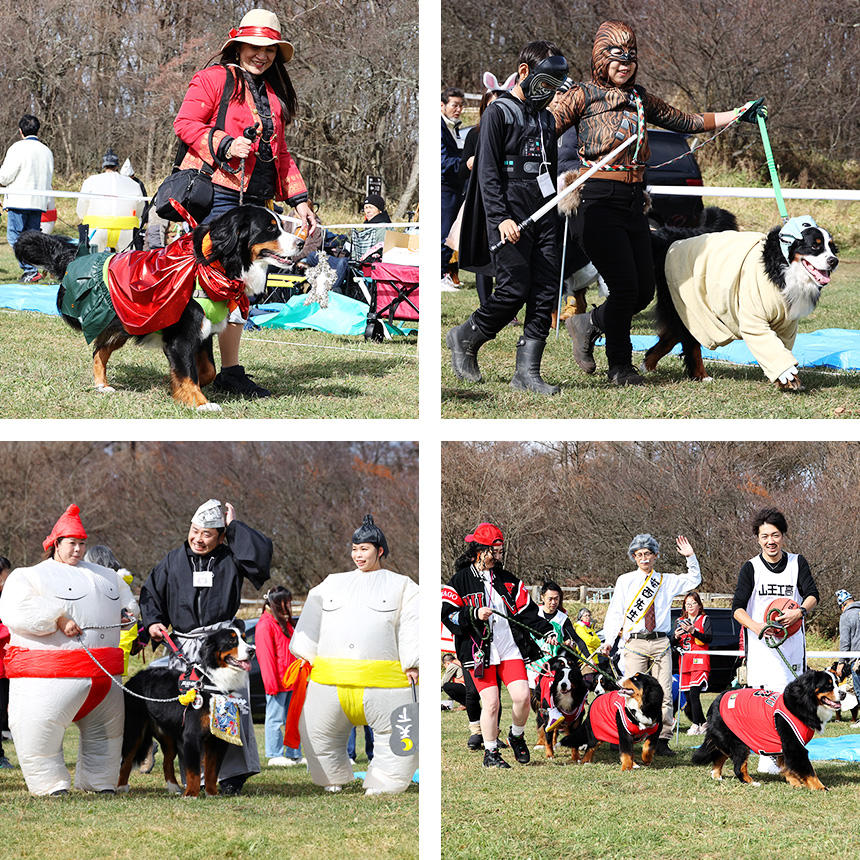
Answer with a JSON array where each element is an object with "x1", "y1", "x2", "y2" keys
[
  {"x1": 465, "y1": 523, "x2": 504, "y2": 546},
  {"x1": 43, "y1": 504, "x2": 87, "y2": 552}
]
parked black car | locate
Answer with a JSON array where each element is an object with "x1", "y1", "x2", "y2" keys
[
  {"x1": 670, "y1": 606, "x2": 742, "y2": 694},
  {"x1": 149, "y1": 617, "x2": 267, "y2": 720}
]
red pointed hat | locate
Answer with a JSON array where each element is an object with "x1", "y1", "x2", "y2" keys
[
  {"x1": 465, "y1": 523, "x2": 504, "y2": 546},
  {"x1": 43, "y1": 504, "x2": 87, "y2": 551}
]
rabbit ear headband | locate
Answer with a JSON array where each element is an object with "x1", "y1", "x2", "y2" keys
[{"x1": 483, "y1": 71, "x2": 517, "y2": 92}]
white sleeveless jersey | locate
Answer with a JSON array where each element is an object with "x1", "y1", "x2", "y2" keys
[{"x1": 745, "y1": 553, "x2": 805, "y2": 691}]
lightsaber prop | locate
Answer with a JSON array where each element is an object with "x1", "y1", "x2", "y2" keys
[{"x1": 489, "y1": 134, "x2": 636, "y2": 253}]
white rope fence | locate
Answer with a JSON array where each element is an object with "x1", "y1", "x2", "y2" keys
[{"x1": 648, "y1": 186, "x2": 860, "y2": 202}]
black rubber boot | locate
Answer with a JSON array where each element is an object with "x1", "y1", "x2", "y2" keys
[
  {"x1": 607, "y1": 364, "x2": 645, "y2": 386},
  {"x1": 446, "y1": 316, "x2": 490, "y2": 383},
  {"x1": 509, "y1": 337, "x2": 560, "y2": 395},
  {"x1": 564, "y1": 310, "x2": 601, "y2": 374}
]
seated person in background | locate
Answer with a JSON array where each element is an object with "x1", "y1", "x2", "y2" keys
[{"x1": 441, "y1": 652, "x2": 467, "y2": 710}]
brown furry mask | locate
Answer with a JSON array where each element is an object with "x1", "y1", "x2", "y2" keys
[{"x1": 591, "y1": 20, "x2": 638, "y2": 86}]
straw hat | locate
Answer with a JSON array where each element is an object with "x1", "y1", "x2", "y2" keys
[{"x1": 221, "y1": 9, "x2": 294, "y2": 63}]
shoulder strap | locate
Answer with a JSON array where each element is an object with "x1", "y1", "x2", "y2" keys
[{"x1": 171, "y1": 66, "x2": 236, "y2": 174}]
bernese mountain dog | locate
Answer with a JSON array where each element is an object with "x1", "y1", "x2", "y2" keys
[
  {"x1": 691, "y1": 669, "x2": 844, "y2": 789},
  {"x1": 117, "y1": 624, "x2": 254, "y2": 797},
  {"x1": 564, "y1": 672, "x2": 663, "y2": 770},
  {"x1": 643, "y1": 210, "x2": 839, "y2": 389},
  {"x1": 531, "y1": 654, "x2": 589, "y2": 760},
  {"x1": 14, "y1": 206, "x2": 303, "y2": 410}
]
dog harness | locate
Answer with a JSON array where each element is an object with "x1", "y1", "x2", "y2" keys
[
  {"x1": 588, "y1": 690, "x2": 660, "y2": 744},
  {"x1": 718, "y1": 688, "x2": 814, "y2": 755}
]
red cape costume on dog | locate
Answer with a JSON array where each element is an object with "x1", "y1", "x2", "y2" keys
[{"x1": 106, "y1": 231, "x2": 249, "y2": 335}]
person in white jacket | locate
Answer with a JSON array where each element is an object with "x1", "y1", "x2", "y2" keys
[
  {"x1": 0, "y1": 504, "x2": 138, "y2": 796},
  {"x1": 0, "y1": 115, "x2": 54, "y2": 282},
  {"x1": 290, "y1": 515, "x2": 419, "y2": 795},
  {"x1": 77, "y1": 149, "x2": 144, "y2": 252}
]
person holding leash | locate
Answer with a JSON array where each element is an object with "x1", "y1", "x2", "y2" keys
[
  {"x1": 600, "y1": 533, "x2": 701, "y2": 756},
  {"x1": 448, "y1": 40, "x2": 570, "y2": 395},
  {"x1": 140, "y1": 498, "x2": 272, "y2": 795},
  {"x1": 551, "y1": 19, "x2": 753, "y2": 386},
  {"x1": 174, "y1": 8, "x2": 315, "y2": 399},
  {"x1": 731, "y1": 507, "x2": 818, "y2": 773},
  {"x1": 0, "y1": 505, "x2": 137, "y2": 796},
  {"x1": 835, "y1": 589, "x2": 860, "y2": 726},
  {"x1": 442, "y1": 523, "x2": 557, "y2": 768}
]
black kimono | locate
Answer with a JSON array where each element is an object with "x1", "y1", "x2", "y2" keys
[
  {"x1": 139, "y1": 519, "x2": 272, "y2": 784},
  {"x1": 459, "y1": 93, "x2": 560, "y2": 342}
]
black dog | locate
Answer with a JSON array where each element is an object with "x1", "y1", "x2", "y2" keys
[
  {"x1": 531, "y1": 654, "x2": 589, "y2": 760},
  {"x1": 15, "y1": 206, "x2": 302, "y2": 410},
  {"x1": 691, "y1": 670, "x2": 844, "y2": 789},
  {"x1": 566, "y1": 672, "x2": 663, "y2": 770},
  {"x1": 644, "y1": 209, "x2": 839, "y2": 388},
  {"x1": 117, "y1": 625, "x2": 254, "y2": 797}
]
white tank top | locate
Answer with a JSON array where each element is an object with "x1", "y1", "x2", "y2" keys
[{"x1": 745, "y1": 553, "x2": 805, "y2": 691}]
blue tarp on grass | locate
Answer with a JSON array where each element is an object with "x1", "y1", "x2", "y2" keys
[
  {"x1": 807, "y1": 735, "x2": 860, "y2": 762},
  {"x1": 253, "y1": 292, "x2": 416, "y2": 337},
  {"x1": 0, "y1": 283, "x2": 416, "y2": 337},
  {"x1": 628, "y1": 330, "x2": 860, "y2": 373}
]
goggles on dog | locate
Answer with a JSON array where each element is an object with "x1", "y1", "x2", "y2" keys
[
  {"x1": 520, "y1": 54, "x2": 570, "y2": 110},
  {"x1": 778, "y1": 215, "x2": 818, "y2": 262}
]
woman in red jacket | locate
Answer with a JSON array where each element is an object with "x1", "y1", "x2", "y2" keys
[
  {"x1": 256, "y1": 586, "x2": 303, "y2": 766},
  {"x1": 174, "y1": 8, "x2": 315, "y2": 398}
]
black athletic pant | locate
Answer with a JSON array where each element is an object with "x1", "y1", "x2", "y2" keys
[
  {"x1": 443, "y1": 681, "x2": 468, "y2": 706},
  {"x1": 576, "y1": 180, "x2": 655, "y2": 369},
  {"x1": 686, "y1": 683, "x2": 706, "y2": 724},
  {"x1": 472, "y1": 217, "x2": 559, "y2": 342},
  {"x1": 476, "y1": 273, "x2": 494, "y2": 306}
]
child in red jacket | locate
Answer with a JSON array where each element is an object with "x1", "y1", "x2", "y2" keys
[{"x1": 257, "y1": 587, "x2": 303, "y2": 766}]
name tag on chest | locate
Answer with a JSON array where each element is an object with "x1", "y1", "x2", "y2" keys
[{"x1": 193, "y1": 570, "x2": 214, "y2": 588}]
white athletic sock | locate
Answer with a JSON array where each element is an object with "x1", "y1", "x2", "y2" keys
[
  {"x1": 510, "y1": 724, "x2": 525, "y2": 737},
  {"x1": 484, "y1": 739, "x2": 498, "y2": 751}
]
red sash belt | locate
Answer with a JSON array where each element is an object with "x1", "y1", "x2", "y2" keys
[
  {"x1": 5, "y1": 646, "x2": 122, "y2": 722},
  {"x1": 4, "y1": 645, "x2": 123, "y2": 678}
]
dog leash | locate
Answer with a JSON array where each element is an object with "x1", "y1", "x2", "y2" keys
[
  {"x1": 758, "y1": 620, "x2": 800, "y2": 680},
  {"x1": 754, "y1": 107, "x2": 790, "y2": 223},
  {"x1": 485, "y1": 608, "x2": 619, "y2": 688}
]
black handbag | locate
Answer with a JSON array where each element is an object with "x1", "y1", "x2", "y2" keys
[{"x1": 154, "y1": 68, "x2": 236, "y2": 223}]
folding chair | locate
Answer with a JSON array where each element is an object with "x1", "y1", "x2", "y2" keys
[{"x1": 359, "y1": 261, "x2": 419, "y2": 342}]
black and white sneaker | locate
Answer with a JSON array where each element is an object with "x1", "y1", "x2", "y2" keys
[
  {"x1": 213, "y1": 364, "x2": 271, "y2": 398},
  {"x1": 482, "y1": 748, "x2": 511, "y2": 769},
  {"x1": 507, "y1": 728, "x2": 530, "y2": 764}
]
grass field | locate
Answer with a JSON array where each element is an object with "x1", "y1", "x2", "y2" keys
[
  {"x1": 441, "y1": 651, "x2": 860, "y2": 860},
  {"x1": 0, "y1": 673, "x2": 418, "y2": 860},
  {"x1": 0, "y1": 195, "x2": 418, "y2": 419},
  {"x1": 442, "y1": 199, "x2": 860, "y2": 420}
]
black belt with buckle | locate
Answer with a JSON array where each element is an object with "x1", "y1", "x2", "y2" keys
[{"x1": 629, "y1": 632, "x2": 667, "y2": 640}]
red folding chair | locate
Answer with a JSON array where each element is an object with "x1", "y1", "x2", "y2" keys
[{"x1": 360, "y1": 262, "x2": 419, "y2": 341}]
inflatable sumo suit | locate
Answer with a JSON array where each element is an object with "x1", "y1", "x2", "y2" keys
[
  {"x1": 289, "y1": 516, "x2": 419, "y2": 793},
  {"x1": 0, "y1": 506, "x2": 138, "y2": 795}
]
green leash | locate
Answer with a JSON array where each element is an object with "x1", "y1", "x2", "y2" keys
[
  {"x1": 755, "y1": 107, "x2": 790, "y2": 223},
  {"x1": 485, "y1": 608, "x2": 619, "y2": 688},
  {"x1": 758, "y1": 620, "x2": 799, "y2": 679}
]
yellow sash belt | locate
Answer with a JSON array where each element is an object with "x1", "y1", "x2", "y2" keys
[{"x1": 310, "y1": 657, "x2": 410, "y2": 688}]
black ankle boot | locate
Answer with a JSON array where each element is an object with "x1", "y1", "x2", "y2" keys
[
  {"x1": 607, "y1": 364, "x2": 645, "y2": 386},
  {"x1": 510, "y1": 337, "x2": 560, "y2": 395},
  {"x1": 446, "y1": 316, "x2": 490, "y2": 383},
  {"x1": 565, "y1": 311, "x2": 601, "y2": 374}
]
